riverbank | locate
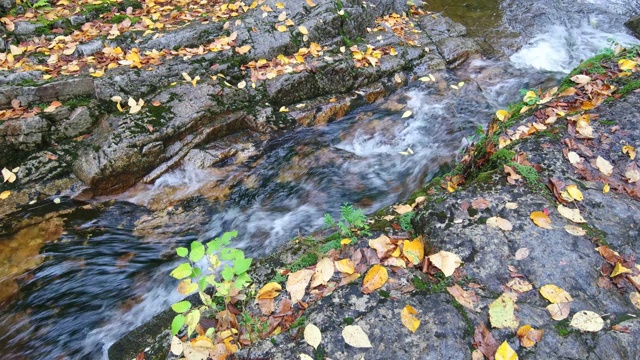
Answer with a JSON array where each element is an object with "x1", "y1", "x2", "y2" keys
[{"x1": 111, "y1": 44, "x2": 640, "y2": 359}]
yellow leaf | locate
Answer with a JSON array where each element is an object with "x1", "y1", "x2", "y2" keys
[
  {"x1": 275, "y1": 1, "x2": 285, "y2": 9},
  {"x1": 428, "y1": 250, "x2": 462, "y2": 277},
  {"x1": 310, "y1": 257, "x2": 334, "y2": 288},
  {"x1": 361, "y1": 264, "x2": 388, "y2": 294},
  {"x1": 256, "y1": 282, "x2": 282, "y2": 299},
  {"x1": 90, "y1": 70, "x2": 104, "y2": 78},
  {"x1": 523, "y1": 91, "x2": 537, "y2": 104},
  {"x1": 486, "y1": 216, "x2": 513, "y2": 231},
  {"x1": 603, "y1": 183, "x2": 610, "y2": 193},
  {"x1": 303, "y1": 323, "x2": 321, "y2": 349},
  {"x1": 539, "y1": 284, "x2": 573, "y2": 303},
  {"x1": 565, "y1": 184, "x2": 583, "y2": 201},
  {"x1": 516, "y1": 324, "x2": 543, "y2": 348},
  {"x1": 610, "y1": 262, "x2": 632, "y2": 277},
  {"x1": 618, "y1": 59, "x2": 637, "y2": 71},
  {"x1": 496, "y1": 109, "x2": 509, "y2": 121},
  {"x1": 393, "y1": 204, "x2": 413, "y2": 215},
  {"x1": 489, "y1": 293, "x2": 519, "y2": 329},
  {"x1": 340, "y1": 238, "x2": 352, "y2": 245},
  {"x1": 530, "y1": 211, "x2": 552, "y2": 229},
  {"x1": 623, "y1": 145, "x2": 636, "y2": 160},
  {"x1": 630, "y1": 292, "x2": 640, "y2": 310},
  {"x1": 276, "y1": 24, "x2": 287, "y2": 32},
  {"x1": 402, "y1": 236, "x2": 424, "y2": 265},
  {"x1": 335, "y1": 259, "x2": 355, "y2": 274},
  {"x1": 235, "y1": 45, "x2": 252, "y2": 55},
  {"x1": 0, "y1": 190, "x2": 10, "y2": 200},
  {"x1": 279, "y1": 106, "x2": 289, "y2": 112},
  {"x1": 400, "y1": 305, "x2": 420, "y2": 333},
  {"x1": 237, "y1": 80, "x2": 247, "y2": 89},
  {"x1": 596, "y1": 156, "x2": 613, "y2": 176},
  {"x1": 495, "y1": 341, "x2": 518, "y2": 360},
  {"x1": 557, "y1": 205, "x2": 586, "y2": 223},
  {"x1": 306, "y1": 0, "x2": 317, "y2": 7},
  {"x1": 298, "y1": 26, "x2": 308, "y2": 35},
  {"x1": 507, "y1": 278, "x2": 533, "y2": 293},
  {"x1": 570, "y1": 310, "x2": 604, "y2": 332}
]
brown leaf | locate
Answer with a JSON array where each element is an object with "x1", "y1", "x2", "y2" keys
[
  {"x1": 473, "y1": 323, "x2": 498, "y2": 360},
  {"x1": 516, "y1": 325, "x2": 543, "y2": 348},
  {"x1": 471, "y1": 197, "x2": 490, "y2": 210},
  {"x1": 446, "y1": 284, "x2": 479, "y2": 311},
  {"x1": 504, "y1": 165, "x2": 522, "y2": 184}
]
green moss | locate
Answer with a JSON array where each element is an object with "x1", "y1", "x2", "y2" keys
[
  {"x1": 319, "y1": 239, "x2": 341, "y2": 253},
  {"x1": 378, "y1": 290, "x2": 390, "y2": 298},
  {"x1": 578, "y1": 223, "x2": 608, "y2": 245},
  {"x1": 107, "y1": 14, "x2": 140, "y2": 24},
  {"x1": 451, "y1": 299, "x2": 474, "y2": 337},
  {"x1": 554, "y1": 318, "x2": 575, "y2": 336},
  {"x1": 66, "y1": 96, "x2": 93, "y2": 110},
  {"x1": 618, "y1": 79, "x2": 640, "y2": 97},
  {"x1": 399, "y1": 211, "x2": 415, "y2": 232},
  {"x1": 599, "y1": 119, "x2": 616, "y2": 126},
  {"x1": 270, "y1": 273, "x2": 287, "y2": 284},
  {"x1": 288, "y1": 253, "x2": 319, "y2": 272},
  {"x1": 490, "y1": 148, "x2": 515, "y2": 167},
  {"x1": 343, "y1": 317, "x2": 355, "y2": 325},
  {"x1": 412, "y1": 275, "x2": 428, "y2": 291},
  {"x1": 290, "y1": 316, "x2": 307, "y2": 329}
]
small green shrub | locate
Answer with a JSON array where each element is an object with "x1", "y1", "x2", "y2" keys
[{"x1": 323, "y1": 203, "x2": 371, "y2": 238}]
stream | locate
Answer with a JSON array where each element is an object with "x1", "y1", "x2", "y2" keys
[{"x1": 0, "y1": 0, "x2": 638, "y2": 359}]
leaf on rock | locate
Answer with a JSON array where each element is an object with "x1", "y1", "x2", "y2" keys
[
  {"x1": 506, "y1": 278, "x2": 533, "y2": 293},
  {"x1": 622, "y1": 145, "x2": 636, "y2": 160},
  {"x1": 171, "y1": 336, "x2": 184, "y2": 356},
  {"x1": 557, "y1": 205, "x2": 586, "y2": 223},
  {"x1": 564, "y1": 225, "x2": 586, "y2": 236},
  {"x1": 530, "y1": 211, "x2": 552, "y2": 229},
  {"x1": 610, "y1": 262, "x2": 632, "y2": 277},
  {"x1": 369, "y1": 234, "x2": 393, "y2": 259},
  {"x1": 596, "y1": 156, "x2": 613, "y2": 176},
  {"x1": 540, "y1": 284, "x2": 573, "y2": 303},
  {"x1": 495, "y1": 340, "x2": 518, "y2": 360},
  {"x1": 565, "y1": 185, "x2": 583, "y2": 201},
  {"x1": 473, "y1": 323, "x2": 498, "y2": 360},
  {"x1": 403, "y1": 237, "x2": 424, "y2": 265},
  {"x1": 515, "y1": 248, "x2": 530, "y2": 260},
  {"x1": 428, "y1": 251, "x2": 463, "y2": 277},
  {"x1": 570, "y1": 74, "x2": 591, "y2": 84},
  {"x1": 570, "y1": 310, "x2": 604, "y2": 332},
  {"x1": 361, "y1": 264, "x2": 388, "y2": 294},
  {"x1": 299, "y1": 354, "x2": 314, "y2": 360},
  {"x1": 630, "y1": 292, "x2": 640, "y2": 310},
  {"x1": 567, "y1": 151, "x2": 582, "y2": 164},
  {"x1": 393, "y1": 204, "x2": 413, "y2": 215},
  {"x1": 287, "y1": 268, "x2": 314, "y2": 303},
  {"x1": 304, "y1": 323, "x2": 322, "y2": 349},
  {"x1": 546, "y1": 302, "x2": 571, "y2": 320},
  {"x1": 335, "y1": 259, "x2": 356, "y2": 274},
  {"x1": 2, "y1": 167, "x2": 16, "y2": 183},
  {"x1": 310, "y1": 257, "x2": 335, "y2": 288},
  {"x1": 487, "y1": 216, "x2": 513, "y2": 231},
  {"x1": 489, "y1": 293, "x2": 519, "y2": 329},
  {"x1": 446, "y1": 284, "x2": 479, "y2": 311},
  {"x1": 496, "y1": 109, "x2": 509, "y2": 121},
  {"x1": 400, "y1": 305, "x2": 420, "y2": 333},
  {"x1": 401, "y1": 110, "x2": 412, "y2": 118},
  {"x1": 256, "y1": 282, "x2": 282, "y2": 300},
  {"x1": 516, "y1": 325, "x2": 543, "y2": 348},
  {"x1": 342, "y1": 325, "x2": 372, "y2": 348}
]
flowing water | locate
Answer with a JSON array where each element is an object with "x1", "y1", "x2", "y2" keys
[{"x1": 0, "y1": 0, "x2": 638, "y2": 358}]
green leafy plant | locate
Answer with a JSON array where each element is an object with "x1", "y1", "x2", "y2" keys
[
  {"x1": 169, "y1": 230, "x2": 253, "y2": 337},
  {"x1": 24, "y1": 0, "x2": 51, "y2": 10},
  {"x1": 323, "y1": 203, "x2": 371, "y2": 238}
]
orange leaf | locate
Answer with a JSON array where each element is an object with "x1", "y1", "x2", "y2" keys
[
  {"x1": 361, "y1": 264, "x2": 388, "y2": 294},
  {"x1": 530, "y1": 211, "x2": 552, "y2": 229}
]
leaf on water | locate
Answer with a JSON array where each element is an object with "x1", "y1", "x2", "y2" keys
[
  {"x1": 610, "y1": 262, "x2": 632, "y2": 277},
  {"x1": 310, "y1": 257, "x2": 335, "y2": 288},
  {"x1": 446, "y1": 284, "x2": 479, "y2": 311},
  {"x1": 516, "y1": 325, "x2": 543, "y2": 348},
  {"x1": 335, "y1": 258, "x2": 356, "y2": 274},
  {"x1": 304, "y1": 323, "x2": 322, "y2": 349},
  {"x1": 487, "y1": 216, "x2": 513, "y2": 231},
  {"x1": 514, "y1": 248, "x2": 530, "y2": 260},
  {"x1": 342, "y1": 325, "x2": 372, "y2": 348},
  {"x1": 564, "y1": 225, "x2": 586, "y2": 236},
  {"x1": 171, "y1": 335, "x2": 184, "y2": 356},
  {"x1": 489, "y1": 293, "x2": 519, "y2": 329},
  {"x1": 557, "y1": 205, "x2": 586, "y2": 223},
  {"x1": 570, "y1": 310, "x2": 604, "y2": 332},
  {"x1": 495, "y1": 340, "x2": 518, "y2": 360},
  {"x1": 400, "y1": 305, "x2": 420, "y2": 333},
  {"x1": 496, "y1": 109, "x2": 509, "y2": 121},
  {"x1": 256, "y1": 282, "x2": 282, "y2": 299},
  {"x1": 428, "y1": 250, "x2": 462, "y2": 277},
  {"x1": 287, "y1": 268, "x2": 314, "y2": 303},
  {"x1": 570, "y1": 74, "x2": 591, "y2": 84},
  {"x1": 403, "y1": 237, "x2": 424, "y2": 265},
  {"x1": 540, "y1": 284, "x2": 573, "y2": 303},
  {"x1": 546, "y1": 302, "x2": 571, "y2": 320},
  {"x1": 596, "y1": 156, "x2": 613, "y2": 176},
  {"x1": 362, "y1": 264, "x2": 388, "y2": 294},
  {"x1": 530, "y1": 211, "x2": 552, "y2": 229},
  {"x1": 401, "y1": 110, "x2": 412, "y2": 118}
]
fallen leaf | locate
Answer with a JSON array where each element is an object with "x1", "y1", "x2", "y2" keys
[
  {"x1": 546, "y1": 302, "x2": 571, "y2": 320},
  {"x1": 610, "y1": 262, "x2": 632, "y2": 277},
  {"x1": 473, "y1": 323, "x2": 498, "y2": 359},
  {"x1": 505, "y1": 202, "x2": 518, "y2": 209},
  {"x1": 287, "y1": 268, "x2": 314, "y2": 303},
  {"x1": 256, "y1": 282, "x2": 282, "y2": 299},
  {"x1": 446, "y1": 284, "x2": 479, "y2": 311},
  {"x1": 368, "y1": 235, "x2": 393, "y2": 258},
  {"x1": 335, "y1": 259, "x2": 355, "y2": 274},
  {"x1": 557, "y1": 205, "x2": 586, "y2": 223},
  {"x1": 495, "y1": 340, "x2": 518, "y2": 360},
  {"x1": 401, "y1": 110, "x2": 412, "y2": 118},
  {"x1": 565, "y1": 185, "x2": 583, "y2": 201},
  {"x1": 428, "y1": 251, "x2": 462, "y2": 277},
  {"x1": 400, "y1": 305, "x2": 420, "y2": 333},
  {"x1": 515, "y1": 248, "x2": 530, "y2": 260},
  {"x1": 516, "y1": 325, "x2": 543, "y2": 348},
  {"x1": 530, "y1": 211, "x2": 552, "y2": 229},
  {"x1": 619, "y1": 58, "x2": 637, "y2": 71},
  {"x1": 507, "y1": 278, "x2": 533, "y2": 293},
  {"x1": 300, "y1": 354, "x2": 314, "y2": 360},
  {"x1": 2, "y1": 167, "x2": 16, "y2": 183},
  {"x1": 540, "y1": 284, "x2": 573, "y2": 303},
  {"x1": 496, "y1": 109, "x2": 509, "y2": 121},
  {"x1": 630, "y1": 292, "x2": 640, "y2": 310},
  {"x1": 472, "y1": 197, "x2": 490, "y2": 209},
  {"x1": 623, "y1": 145, "x2": 636, "y2": 160},
  {"x1": 342, "y1": 325, "x2": 372, "y2": 348},
  {"x1": 393, "y1": 204, "x2": 413, "y2": 215},
  {"x1": 625, "y1": 166, "x2": 640, "y2": 183},
  {"x1": 570, "y1": 74, "x2": 591, "y2": 84},
  {"x1": 596, "y1": 156, "x2": 613, "y2": 176},
  {"x1": 298, "y1": 26, "x2": 308, "y2": 35},
  {"x1": 487, "y1": 216, "x2": 513, "y2": 231},
  {"x1": 603, "y1": 183, "x2": 610, "y2": 193},
  {"x1": 170, "y1": 336, "x2": 183, "y2": 356},
  {"x1": 0, "y1": 191, "x2": 10, "y2": 199},
  {"x1": 310, "y1": 257, "x2": 335, "y2": 288},
  {"x1": 361, "y1": 264, "x2": 388, "y2": 294},
  {"x1": 567, "y1": 151, "x2": 582, "y2": 164},
  {"x1": 304, "y1": 323, "x2": 321, "y2": 349},
  {"x1": 489, "y1": 293, "x2": 519, "y2": 329},
  {"x1": 564, "y1": 225, "x2": 586, "y2": 236},
  {"x1": 403, "y1": 237, "x2": 424, "y2": 265},
  {"x1": 570, "y1": 310, "x2": 604, "y2": 332}
]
